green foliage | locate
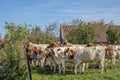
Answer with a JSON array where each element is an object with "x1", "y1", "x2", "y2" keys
[
  {"x1": 0, "y1": 22, "x2": 30, "y2": 80},
  {"x1": 0, "y1": 22, "x2": 58, "y2": 79},
  {"x1": 29, "y1": 26, "x2": 46, "y2": 43},
  {"x1": 29, "y1": 25, "x2": 58, "y2": 44},
  {"x1": 106, "y1": 24, "x2": 120, "y2": 44},
  {"x1": 90, "y1": 19, "x2": 105, "y2": 26},
  {"x1": 67, "y1": 21, "x2": 99, "y2": 44}
]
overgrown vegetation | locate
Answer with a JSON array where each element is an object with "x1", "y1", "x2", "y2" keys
[
  {"x1": 0, "y1": 23, "x2": 30, "y2": 80},
  {"x1": 106, "y1": 23, "x2": 120, "y2": 44},
  {"x1": 0, "y1": 22, "x2": 58, "y2": 80}
]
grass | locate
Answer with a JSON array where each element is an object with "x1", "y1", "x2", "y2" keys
[{"x1": 31, "y1": 61, "x2": 120, "y2": 80}]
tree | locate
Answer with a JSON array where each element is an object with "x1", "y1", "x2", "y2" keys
[
  {"x1": 29, "y1": 24, "x2": 58, "y2": 44},
  {"x1": 44, "y1": 22, "x2": 59, "y2": 43},
  {"x1": 106, "y1": 25, "x2": 120, "y2": 44},
  {"x1": 1, "y1": 22, "x2": 30, "y2": 80},
  {"x1": 29, "y1": 25, "x2": 46, "y2": 43},
  {"x1": 1, "y1": 22, "x2": 59, "y2": 79},
  {"x1": 90, "y1": 19, "x2": 105, "y2": 27},
  {"x1": 67, "y1": 21, "x2": 99, "y2": 44}
]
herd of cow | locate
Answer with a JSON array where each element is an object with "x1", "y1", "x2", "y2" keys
[{"x1": 23, "y1": 41, "x2": 120, "y2": 74}]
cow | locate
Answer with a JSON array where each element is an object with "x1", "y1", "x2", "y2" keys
[
  {"x1": 105, "y1": 45, "x2": 117, "y2": 65},
  {"x1": 50, "y1": 44, "x2": 86, "y2": 74},
  {"x1": 38, "y1": 48, "x2": 57, "y2": 72},
  {"x1": 72, "y1": 46, "x2": 106, "y2": 74},
  {"x1": 113, "y1": 45, "x2": 120, "y2": 59},
  {"x1": 23, "y1": 41, "x2": 49, "y2": 67},
  {"x1": 50, "y1": 46, "x2": 74, "y2": 74}
]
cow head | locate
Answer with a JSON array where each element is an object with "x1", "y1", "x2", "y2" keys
[
  {"x1": 64, "y1": 48, "x2": 74, "y2": 59},
  {"x1": 105, "y1": 46, "x2": 114, "y2": 58}
]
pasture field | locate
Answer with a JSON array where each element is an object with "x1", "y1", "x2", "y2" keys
[{"x1": 31, "y1": 60, "x2": 120, "y2": 80}]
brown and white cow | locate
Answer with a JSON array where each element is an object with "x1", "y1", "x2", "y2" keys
[
  {"x1": 24, "y1": 41, "x2": 49, "y2": 67},
  {"x1": 105, "y1": 45, "x2": 117, "y2": 65},
  {"x1": 113, "y1": 45, "x2": 120, "y2": 59}
]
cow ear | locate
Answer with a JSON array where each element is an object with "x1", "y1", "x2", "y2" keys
[
  {"x1": 105, "y1": 48, "x2": 107, "y2": 50},
  {"x1": 39, "y1": 49, "x2": 43, "y2": 53},
  {"x1": 64, "y1": 48, "x2": 69, "y2": 53},
  {"x1": 66, "y1": 48, "x2": 69, "y2": 52},
  {"x1": 57, "y1": 48, "x2": 61, "y2": 51},
  {"x1": 64, "y1": 48, "x2": 67, "y2": 52},
  {"x1": 34, "y1": 46, "x2": 36, "y2": 49},
  {"x1": 70, "y1": 50, "x2": 74, "y2": 53},
  {"x1": 118, "y1": 48, "x2": 120, "y2": 51}
]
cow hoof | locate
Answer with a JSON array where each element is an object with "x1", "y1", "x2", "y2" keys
[
  {"x1": 53, "y1": 71, "x2": 56, "y2": 73},
  {"x1": 104, "y1": 69, "x2": 107, "y2": 72},
  {"x1": 36, "y1": 65, "x2": 38, "y2": 67},
  {"x1": 61, "y1": 73, "x2": 65, "y2": 75},
  {"x1": 80, "y1": 72, "x2": 84, "y2": 74}
]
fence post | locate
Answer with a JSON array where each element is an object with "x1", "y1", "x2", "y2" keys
[{"x1": 24, "y1": 48, "x2": 32, "y2": 80}]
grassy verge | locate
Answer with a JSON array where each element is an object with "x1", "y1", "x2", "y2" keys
[{"x1": 32, "y1": 61, "x2": 120, "y2": 80}]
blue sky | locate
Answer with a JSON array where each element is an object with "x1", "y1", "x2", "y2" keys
[{"x1": 0, "y1": 0, "x2": 120, "y2": 38}]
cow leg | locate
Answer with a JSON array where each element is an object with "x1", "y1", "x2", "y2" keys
[
  {"x1": 112, "y1": 58, "x2": 116, "y2": 65},
  {"x1": 58, "y1": 64, "x2": 62, "y2": 74},
  {"x1": 41, "y1": 57, "x2": 46, "y2": 68},
  {"x1": 50, "y1": 58, "x2": 54, "y2": 71},
  {"x1": 53, "y1": 61, "x2": 57, "y2": 72},
  {"x1": 37, "y1": 54, "x2": 41, "y2": 67},
  {"x1": 104, "y1": 59, "x2": 107, "y2": 71},
  {"x1": 100, "y1": 60, "x2": 105, "y2": 73},
  {"x1": 51, "y1": 56, "x2": 58, "y2": 72},
  {"x1": 81, "y1": 63, "x2": 86, "y2": 73},
  {"x1": 50, "y1": 62, "x2": 53, "y2": 71},
  {"x1": 37, "y1": 59, "x2": 40, "y2": 66},
  {"x1": 61, "y1": 60, "x2": 65, "y2": 74},
  {"x1": 31, "y1": 52, "x2": 37, "y2": 66},
  {"x1": 85, "y1": 63, "x2": 89, "y2": 69},
  {"x1": 33, "y1": 58, "x2": 37, "y2": 66},
  {"x1": 74, "y1": 61, "x2": 80, "y2": 74}
]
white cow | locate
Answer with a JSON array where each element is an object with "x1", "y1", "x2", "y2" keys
[
  {"x1": 51, "y1": 45, "x2": 85, "y2": 74},
  {"x1": 51, "y1": 46, "x2": 73, "y2": 74},
  {"x1": 73, "y1": 46, "x2": 106, "y2": 74}
]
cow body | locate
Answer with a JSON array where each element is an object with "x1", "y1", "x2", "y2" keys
[{"x1": 73, "y1": 46, "x2": 106, "y2": 74}]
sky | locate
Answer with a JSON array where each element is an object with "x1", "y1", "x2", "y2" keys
[{"x1": 0, "y1": 0, "x2": 120, "y2": 38}]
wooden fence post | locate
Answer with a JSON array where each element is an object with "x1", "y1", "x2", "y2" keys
[{"x1": 24, "y1": 48, "x2": 32, "y2": 80}]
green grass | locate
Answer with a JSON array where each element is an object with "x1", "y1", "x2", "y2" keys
[{"x1": 31, "y1": 61, "x2": 120, "y2": 80}]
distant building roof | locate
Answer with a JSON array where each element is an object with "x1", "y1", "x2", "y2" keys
[
  {"x1": 60, "y1": 24, "x2": 120, "y2": 43},
  {"x1": 95, "y1": 26, "x2": 107, "y2": 43}
]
